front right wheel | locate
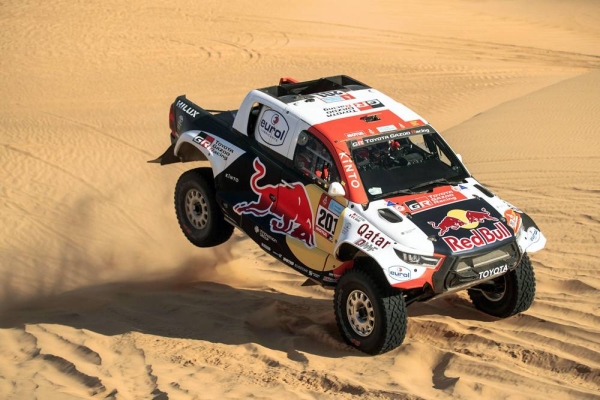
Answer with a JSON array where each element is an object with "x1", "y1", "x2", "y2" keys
[{"x1": 334, "y1": 268, "x2": 407, "y2": 355}]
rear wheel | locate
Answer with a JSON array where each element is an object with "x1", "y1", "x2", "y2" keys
[
  {"x1": 174, "y1": 169, "x2": 234, "y2": 247},
  {"x1": 468, "y1": 254, "x2": 536, "y2": 318},
  {"x1": 334, "y1": 268, "x2": 407, "y2": 354}
]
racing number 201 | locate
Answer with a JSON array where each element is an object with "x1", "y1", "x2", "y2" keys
[{"x1": 317, "y1": 208, "x2": 338, "y2": 234}]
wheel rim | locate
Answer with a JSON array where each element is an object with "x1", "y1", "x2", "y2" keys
[
  {"x1": 346, "y1": 289, "x2": 375, "y2": 337},
  {"x1": 185, "y1": 188, "x2": 208, "y2": 229},
  {"x1": 480, "y1": 275, "x2": 507, "y2": 302}
]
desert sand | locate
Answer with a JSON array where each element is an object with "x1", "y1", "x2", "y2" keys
[{"x1": 1, "y1": 0, "x2": 599, "y2": 399}]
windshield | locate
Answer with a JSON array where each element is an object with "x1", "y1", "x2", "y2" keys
[{"x1": 347, "y1": 127, "x2": 469, "y2": 200}]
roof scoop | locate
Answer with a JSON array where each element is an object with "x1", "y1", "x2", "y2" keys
[
  {"x1": 361, "y1": 114, "x2": 380, "y2": 123},
  {"x1": 378, "y1": 208, "x2": 403, "y2": 223}
]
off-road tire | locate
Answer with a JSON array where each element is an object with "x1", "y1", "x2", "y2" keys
[
  {"x1": 468, "y1": 254, "x2": 536, "y2": 318},
  {"x1": 174, "y1": 168, "x2": 234, "y2": 247},
  {"x1": 334, "y1": 268, "x2": 407, "y2": 355}
]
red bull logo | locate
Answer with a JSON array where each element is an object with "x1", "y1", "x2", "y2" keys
[
  {"x1": 428, "y1": 208, "x2": 510, "y2": 253},
  {"x1": 233, "y1": 158, "x2": 315, "y2": 248},
  {"x1": 428, "y1": 208, "x2": 497, "y2": 236}
]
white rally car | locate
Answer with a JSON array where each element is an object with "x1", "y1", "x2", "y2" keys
[{"x1": 151, "y1": 75, "x2": 546, "y2": 354}]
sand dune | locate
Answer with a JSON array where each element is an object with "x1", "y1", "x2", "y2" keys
[{"x1": 1, "y1": 0, "x2": 599, "y2": 399}]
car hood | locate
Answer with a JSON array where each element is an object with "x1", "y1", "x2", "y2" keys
[{"x1": 382, "y1": 185, "x2": 515, "y2": 256}]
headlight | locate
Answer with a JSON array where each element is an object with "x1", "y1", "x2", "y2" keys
[{"x1": 394, "y1": 249, "x2": 442, "y2": 268}]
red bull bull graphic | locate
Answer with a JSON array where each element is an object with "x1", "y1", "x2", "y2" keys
[
  {"x1": 465, "y1": 208, "x2": 498, "y2": 224},
  {"x1": 429, "y1": 208, "x2": 497, "y2": 236},
  {"x1": 233, "y1": 158, "x2": 315, "y2": 248},
  {"x1": 428, "y1": 208, "x2": 510, "y2": 253},
  {"x1": 428, "y1": 216, "x2": 465, "y2": 236}
]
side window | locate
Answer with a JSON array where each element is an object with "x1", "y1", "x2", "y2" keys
[
  {"x1": 247, "y1": 102, "x2": 263, "y2": 138},
  {"x1": 293, "y1": 131, "x2": 340, "y2": 189}
]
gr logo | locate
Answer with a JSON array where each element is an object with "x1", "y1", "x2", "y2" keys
[
  {"x1": 406, "y1": 199, "x2": 431, "y2": 211},
  {"x1": 354, "y1": 99, "x2": 384, "y2": 110}
]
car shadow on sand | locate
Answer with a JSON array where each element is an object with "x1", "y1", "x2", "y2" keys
[{"x1": 0, "y1": 275, "x2": 495, "y2": 359}]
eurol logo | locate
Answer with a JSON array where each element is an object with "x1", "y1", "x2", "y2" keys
[
  {"x1": 259, "y1": 110, "x2": 289, "y2": 146},
  {"x1": 428, "y1": 208, "x2": 512, "y2": 253},
  {"x1": 388, "y1": 266, "x2": 411, "y2": 282}
]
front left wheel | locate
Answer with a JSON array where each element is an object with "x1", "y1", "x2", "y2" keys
[
  {"x1": 468, "y1": 254, "x2": 536, "y2": 318},
  {"x1": 334, "y1": 268, "x2": 407, "y2": 355},
  {"x1": 174, "y1": 168, "x2": 234, "y2": 247}
]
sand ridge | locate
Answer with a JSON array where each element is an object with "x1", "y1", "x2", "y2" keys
[{"x1": 1, "y1": 0, "x2": 599, "y2": 398}]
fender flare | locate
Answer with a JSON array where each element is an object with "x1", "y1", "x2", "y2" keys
[{"x1": 147, "y1": 139, "x2": 208, "y2": 166}]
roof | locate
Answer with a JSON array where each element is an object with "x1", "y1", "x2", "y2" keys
[
  {"x1": 257, "y1": 75, "x2": 371, "y2": 103},
  {"x1": 259, "y1": 75, "x2": 429, "y2": 146}
]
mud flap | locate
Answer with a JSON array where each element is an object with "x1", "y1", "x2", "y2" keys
[{"x1": 148, "y1": 143, "x2": 180, "y2": 165}]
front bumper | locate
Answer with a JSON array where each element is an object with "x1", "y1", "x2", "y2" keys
[{"x1": 431, "y1": 240, "x2": 521, "y2": 294}]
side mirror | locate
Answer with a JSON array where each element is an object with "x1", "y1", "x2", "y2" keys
[
  {"x1": 328, "y1": 182, "x2": 346, "y2": 197},
  {"x1": 456, "y1": 154, "x2": 463, "y2": 162}
]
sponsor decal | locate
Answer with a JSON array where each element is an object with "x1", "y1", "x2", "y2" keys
[
  {"x1": 233, "y1": 158, "x2": 315, "y2": 248},
  {"x1": 322, "y1": 276, "x2": 337, "y2": 283},
  {"x1": 261, "y1": 243, "x2": 271, "y2": 252},
  {"x1": 316, "y1": 195, "x2": 342, "y2": 241},
  {"x1": 193, "y1": 132, "x2": 215, "y2": 155},
  {"x1": 527, "y1": 227, "x2": 540, "y2": 243},
  {"x1": 345, "y1": 131, "x2": 365, "y2": 139},
  {"x1": 408, "y1": 120, "x2": 421, "y2": 127},
  {"x1": 428, "y1": 208, "x2": 512, "y2": 253},
  {"x1": 338, "y1": 151, "x2": 361, "y2": 189},
  {"x1": 176, "y1": 100, "x2": 200, "y2": 118},
  {"x1": 387, "y1": 201, "x2": 406, "y2": 213},
  {"x1": 258, "y1": 110, "x2": 289, "y2": 146},
  {"x1": 347, "y1": 212, "x2": 366, "y2": 223},
  {"x1": 356, "y1": 223, "x2": 391, "y2": 249},
  {"x1": 225, "y1": 173, "x2": 239, "y2": 183},
  {"x1": 399, "y1": 227, "x2": 416, "y2": 236},
  {"x1": 354, "y1": 100, "x2": 384, "y2": 110},
  {"x1": 349, "y1": 128, "x2": 421, "y2": 148},
  {"x1": 354, "y1": 238, "x2": 378, "y2": 252},
  {"x1": 503, "y1": 209, "x2": 522, "y2": 233},
  {"x1": 388, "y1": 266, "x2": 412, "y2": 282},
  {"x1": 254, "y1": 225, "x2": 277, "y2": 243},
  {"x1": 442, "y1": 222, "x2": 512, "y2": 253},
  {"x1": 341, "y1": 222, "x2": 351, "y2": 235},
  {"x1": 307, "y1": 270, "x2": 319, "y2": 278},
  {"x1": 324, "y1": 104, "x2": 357, "y2": 118},
  {"x1": 315, "y1": 208, "x2": 338, "y2": 241},
  {"x1": 177, "y1": 115, "x2": 183, "y2": 130},
  {"x1": 478, "y1": 264, "x2": 507, "y2": 280},
  {"x1": 283, "y1": 257, "x2": 295, "y2": 266},
  {"x1": 327, "y1": 198, "x2": 344, "y2": 215},
  {"x1": 402, "y1": 190, "x2": 466, "y2": 213},
  {"x1": 314, "y1": 90, "x2": 355, "y2": 103},
  {"x1": 376, "y1": 125, "x2": 396, "y2": 133},
  {"x1": 506, "y1": 202, "x2": 523, "y2": 213},
  {"x1": 193, "y1": 132, "x2": 236, "y2": 161}
]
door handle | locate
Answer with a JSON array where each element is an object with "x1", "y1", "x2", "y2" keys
[{"x1": 269, "y1": 194, "x2": 276, "y2": 202}]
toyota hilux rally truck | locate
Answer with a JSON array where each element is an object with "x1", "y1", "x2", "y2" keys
[{"x1": 150, "y1": 76, "x2": 546, "y2": 355}]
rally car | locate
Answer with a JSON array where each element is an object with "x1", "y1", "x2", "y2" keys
[{"x1": 150, "y1": 75, "x2": 546, "y2": 354}]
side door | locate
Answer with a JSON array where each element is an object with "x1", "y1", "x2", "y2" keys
[{"x1": 278, "y1": 130, "x2": 345, "y2": 275}]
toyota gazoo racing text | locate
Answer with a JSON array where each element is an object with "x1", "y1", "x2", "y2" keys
[{"x1": 150, "y1": 76, "x2": 546, "y2": 354}]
